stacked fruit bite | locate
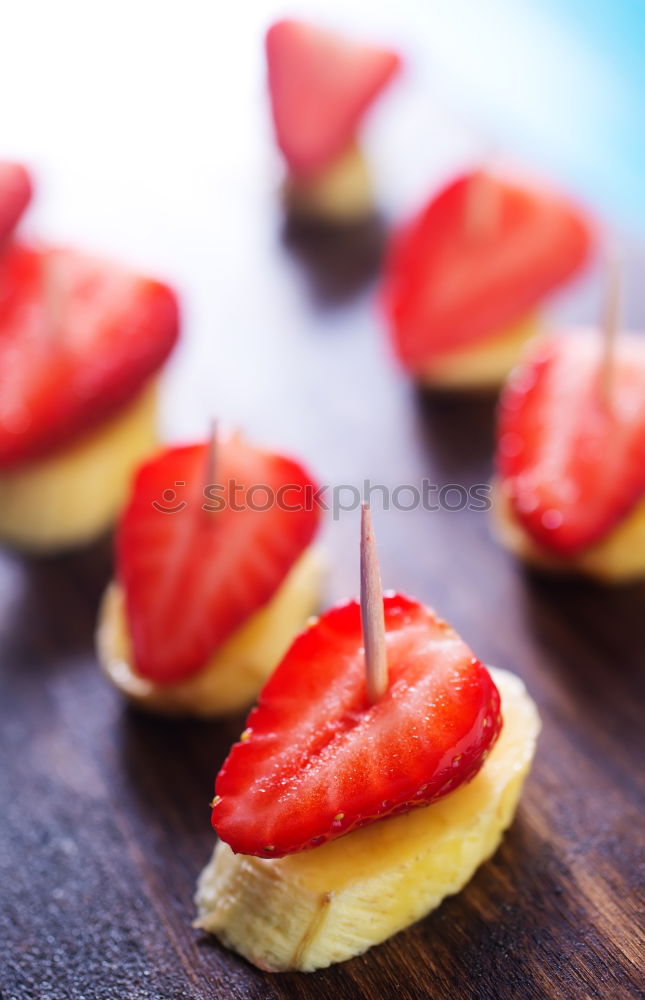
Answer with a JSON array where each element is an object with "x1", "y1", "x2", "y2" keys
[
  {"x1": 0, "y1": 165, "x2": 179, "y2": 552},
  {"x1": 196, "y1": 506, "x2": 540, "y2": 971},
  {"x1": 266, "y1": 19, "x2": 400, "y2": 224},
  {"x1": 381, "y1": 168, "x2": 592, "y2": 390},
  {"x1": 97, "y1": 430, "x2": 323, "y2": 716},
  {"x1": 493, "y1": 313, "x2": 645, "y2": 582}
]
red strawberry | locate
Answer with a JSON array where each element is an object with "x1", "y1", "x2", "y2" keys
[
  {"x1": 212, "y1": 595, "x2": 501, "y2": 858},
  {"x1": 497, "y1": 329, "x2": 645, "y2": 556},
  {"x1": 382, "y1": 170, "x2": 592, "y2": 372},
  {"x1": 266, "y1": 19, "x2": 400, "y2": 177},
  {"x1": 0, "y1": 162, "x2": 32, "y2": 245},
  {"x1": 0, "y1": 243, "x2": 179, "y2": 468},
  {"x1": 116, "y1": 434, "x2": 321, "y2": 684}
]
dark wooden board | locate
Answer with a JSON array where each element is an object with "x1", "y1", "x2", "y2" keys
[{"x1": 1, "y1": 11, "x2": 645, "y2": 1000}]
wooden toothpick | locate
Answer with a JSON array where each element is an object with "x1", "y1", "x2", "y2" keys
[
  {"x1": 205, "y1": 419, "x2": 218, "y2": 486},
  {"x1": 360, "y1": 503, "x2": 388, "y2": 703},
  {"x1": 41, "y1": 253, "x2": 63, "y2": 344},
  {"x1": 600, "y1": 255, "x2": 621, "y2": 406},
  {"x1": 202, "y1": 419, "x2": 218, "y2": 520},
  {"x1": 464, "y1": 170, "x2": 499, "y2": 240}
]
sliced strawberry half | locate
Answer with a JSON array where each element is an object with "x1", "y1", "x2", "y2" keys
[
  {"x1": 266, "y1": 19, "x2": 400, "y2": 177},
  {"x1": 0, "y1": 162, "x2": 32, "y2": 246},
  {"x1": 0, "y1": 243, "x2": 179, "y2": 468},
  {"x1": 212, "y1": 595, "x2": 501, "y2": 857},
  {"x1": 116, "y1": 434, "x2": 321, "y2": 684},
  {"x1": 381, "y1": 170, "x2": 592, "y2": 372},
  {"x1": 497, "y1": 329, "x2": 645, "y2": 556}
]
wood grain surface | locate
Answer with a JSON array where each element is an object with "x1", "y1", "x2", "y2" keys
[{"x1": 1, "y1": 7, "x2": 644, "y2": 999}]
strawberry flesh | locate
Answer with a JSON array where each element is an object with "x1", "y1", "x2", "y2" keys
[
  {"x1": 381, "y1": 171, "x2": 592, "y2": 372},
  {"x1": 266, "y1": 19, "x2": 400, "y2": 177},
  {"x1": 497, "y1": 329, "x2": 645, "y2": 556},
  {"x1": 0, "y1": 162, "x2": 32, "y2": 245},
  {"x1": 117, "y1": 435, "x2": 321, "y2": 684},
  {"x1": 212, "y1": 594, "x2": 501, "y2": 858},
  {"x1": 0, "y1": 243, "x2": 179, "y2": 468}
]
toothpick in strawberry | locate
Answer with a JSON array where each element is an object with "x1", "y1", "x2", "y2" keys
[
  {"x1": 381, "y1": 168, "x2": 593, "y2": 391},
  {"x1": 196, "y1": 508, "x2": 540, "y2": 971},
  {"x1": 266, "y1": 19, "x2": 400, "y2": 225},
  {"x1": 493, "y1": 263, "x2": 645, "y2": 582},
  {"x1": 97, "y1": 429, "x2": 323, "y2": 716},
  {"x1": 0, "y1": 242, "x2": 179, "y2": 552}
]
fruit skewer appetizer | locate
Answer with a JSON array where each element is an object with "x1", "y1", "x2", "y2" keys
[
  {"x1": 196, "y1": 506, "x2": 540, "y2": 972},
  {"x1": 266, "y1": 19, "x2": 400, "y2": 225},
  {"x1": 493, "y1": 267, "x2": 645, "y2": 583},
  {"x1": 381, "y1": 168, "x2": 592, "y2": 390},
  {"x1": 0, "y1": 245, "x2": 178, "y2": 552},
  {"x1": 0, "y1": 167, "x2": 180, "y2": 552},
  {"x1": 97, "y1": 430, "x2": 323, "y2": 716}
]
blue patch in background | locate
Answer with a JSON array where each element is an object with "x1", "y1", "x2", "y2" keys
[{"x1": 429, "y1": 0, "x2": 645, "y2": 232}]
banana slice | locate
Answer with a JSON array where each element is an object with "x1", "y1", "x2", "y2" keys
[
  {"x1": 195, "y1": 666, "x2": 540, "y2": 972},
  {"x1": 0, "y1": 381, "x2": 158, "y2": 553},
  {"x1": 284, "y1": 141, "x2": 374, "y2": 223},
  {"x1": 419, "y1": 315, "x2": 539, "y2": 391},
  {"x1": 491, "y1": 479, "x2": 645, "y2": 583},
  {"x1": 97, "y1": 547, "x2": 324, "y2": 717}
]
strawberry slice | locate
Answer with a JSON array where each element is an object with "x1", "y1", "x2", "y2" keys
[
  {"x1": 0, "y1": 162, "x2": 32, "y2": 245},
  {"x1": 116, "y1": 434, "x2": 321, "y2": 684},
  {"x1": 497, "y1": 329, "x2": 645, "y2": 556},
  {"x1": 0, "y1": 243, "x2": 179, "y2": 468},
  {"x1": 381, "y1": 171, "x2": 592, "y2": 372},
  {"x1": 212, "y1": 595, "x2": 501, "y2": 858},
  {"x1": 266, "y1": 19, "x2": 400, "y2": 177}
]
